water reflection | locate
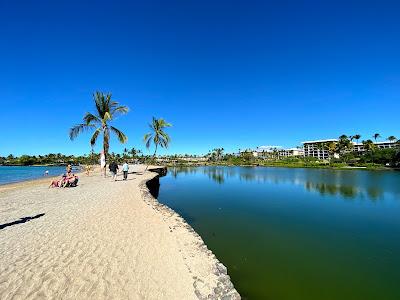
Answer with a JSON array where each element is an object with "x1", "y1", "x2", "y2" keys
[{"x1": 167, "y1": 166, "x2": 400, "y2": 200}]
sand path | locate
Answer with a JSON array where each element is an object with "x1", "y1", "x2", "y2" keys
[{"x1": 0, "y1": 170, "x2": 239, "y2": 300}]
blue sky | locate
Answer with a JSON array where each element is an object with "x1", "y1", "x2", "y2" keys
[{"x1": 1, "y1": 0, "x2": 399, "y2": 156}]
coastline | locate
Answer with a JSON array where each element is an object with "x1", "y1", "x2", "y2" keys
[
  {"x1": 166, "y1": 162, "x2": 396, "y2": 171},
  {"x1": 140, "y1": 174, "x2": 240, "y2": 299},
  {"x1": 0, "y1": 168, "x2": 240, "y2": 299}
]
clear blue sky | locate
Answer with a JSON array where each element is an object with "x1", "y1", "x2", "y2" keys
[{"x1": 1, "y1": 0, "x2": 399, "y2": 156}]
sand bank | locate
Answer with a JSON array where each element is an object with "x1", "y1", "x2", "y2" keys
[{"x1": 0, "y1": 167, "x2": 240, "y2": 299}]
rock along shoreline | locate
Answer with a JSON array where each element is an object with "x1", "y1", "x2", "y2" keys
[{"x1": 140, "y1": 172, "x2": 241, "y2": 300}]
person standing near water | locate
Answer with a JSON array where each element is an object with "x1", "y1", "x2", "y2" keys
[
  {"x1": 122, "y1": 161, "x2": 129, "y2": 180},
  {"x1": 109, "y1": 161, "x2": 119, "y2": 181}
]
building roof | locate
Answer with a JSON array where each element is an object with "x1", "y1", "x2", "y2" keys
[{"x1": 302, "y1": 139, "x2": 338, "y2": 144}]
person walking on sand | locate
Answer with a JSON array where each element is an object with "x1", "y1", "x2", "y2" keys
[
  {"x1": 122, "y1": 161, "x2": 129, "y2": 180},
  {"x1": 109, "y1": 161, "x2": 119, "y2": 181}
]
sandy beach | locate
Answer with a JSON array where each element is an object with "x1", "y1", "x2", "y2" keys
[{"x1": 0, "y1": 167, "x2": 239, "y2": 300}]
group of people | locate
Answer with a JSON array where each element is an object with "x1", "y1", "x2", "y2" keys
[
  {"x1": 109, "y1": 161, "x2": 130, "y2": 181},
  {"x1": 49, "y1": 160, "x2": 130, "y2": 188},
  {"x1": 49, "y1": 165, "x2": 79, "y2": 188}
]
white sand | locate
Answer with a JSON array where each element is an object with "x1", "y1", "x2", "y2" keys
[{"x1": 0, "y1": 167, "x2": 239, "y2": 300}]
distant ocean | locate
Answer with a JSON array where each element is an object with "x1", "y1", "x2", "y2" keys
[{"x1": 0, "y1": 166, "x2": 70, "y2": 185}]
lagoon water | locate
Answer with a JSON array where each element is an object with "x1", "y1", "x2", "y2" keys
[
  {"x1": 158, "y1": 166, "x2": 400, "y2": 300},
  {"x1": 0, "y1": 166, "x2": 68, "y2": 185}
]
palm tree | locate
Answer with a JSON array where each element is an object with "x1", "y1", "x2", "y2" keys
[
  {"x1": 362, "y1": 139, "x2": 376, "y2": 152},
  {"x1": 143, "y1": 117, "x2": 172, "y2": 167},
  {"x1": 69, "y1": 91, "x2": 129, "y2": 175},
  {"x1": 373, "y1": 133, "x2": 381, "y2": 143},
  {"x1": 213, "y1": 148, "x2": 225, "y2": 161},
  {"x1": 353, "y1": 134, "x2": 361, "y2": 145},
  {"x1": 388, "y1": 135, "x2": 397, "y2": 143},
  {"x1": 327, "y1": 141, "x2": 337, "y2": 159},
  {"x1": 129, "y1": 147, "x2": 137, "y2": 159}
]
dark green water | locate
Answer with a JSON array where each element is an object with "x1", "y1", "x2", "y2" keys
[{"x1": 157, "y1": 166, "x2": 400, "y2": 300}]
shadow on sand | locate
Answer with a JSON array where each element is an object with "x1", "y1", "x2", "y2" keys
[{"x1": 0, "y1": 213, "x2": 45, "y2": 230}]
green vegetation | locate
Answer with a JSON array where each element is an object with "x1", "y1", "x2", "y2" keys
[
  {"x1": 165, "y1": 133, "x2": 400, "y2": 170},
  {"x1": 143, "y1": 117, "x2": 172, "y2": 166},
  {"x1": 69, "y1": 91, "x2": 129, "y2": 174},
  {"x1": 0, "y1": 150, "x2": 150, "y2": 166}
]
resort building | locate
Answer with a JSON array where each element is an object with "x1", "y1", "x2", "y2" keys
[
  {"x1": 240, "y1": 146, "x2": 304, "y2": 159},
  {"x1": 352, "y1": 141, "x2": 398, "y2": 152},
  {"x1": 277, "y1": 148, "x2": 304, "y2": 158},
  {"x1": 303, "y1": 139, "x2": 398, "y2": 159},
  {"x1": 302, "y1": 139, "x2": 338, "y2": 160}
]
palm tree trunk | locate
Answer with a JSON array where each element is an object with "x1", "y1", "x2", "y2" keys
[
  {"x1": 103, "y1": 130, "x2": 109, "y2": 177},
  {"x1": 144, "y1": 144, "x2": 158, "y2": 172}
]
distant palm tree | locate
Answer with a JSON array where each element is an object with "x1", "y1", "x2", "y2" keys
[
  {"x1": 327, "y1": 141, "x2": 337, "y2": 157},
  {"x1": 129, "y1": 147, "x2": 137, "y2": 159},
  {"x1": 144, "y1": 117, "x2": 172, "y2": 166},
  {"x1": 353, "y1": 134, "x2": 361, "y2": 144},
  {"x1": 69, "y1": 91, "x2": 129, "y2": 175},
  {"x1": 388, "y1": 135, "x2": 397, "y2": 143},
  {"x1": 339, "y1": 134, "x2": 348, "y2": 140},
  {"x1": 362, "y1": 139, "x2": 376, "y2": 152},
  {"x1": 373, "y1": 133, "x2": 381, "y2": 142},
  {"x1": 214, "y1": 148, "x2": 225, "y2": 161}
]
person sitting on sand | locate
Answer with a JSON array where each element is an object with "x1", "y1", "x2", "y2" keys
[
  {"x1": 61, "y1": 172, "x2": 76, "y2": 187},
  {"x1": 49, "y1": 172, "x2": 78, "y2": 188},
  {"x1": 49, "y1": 178, "x2": 62, "y2": 188}
]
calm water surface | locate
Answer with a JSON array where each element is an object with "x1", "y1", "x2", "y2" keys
[
  {"x1": 158, "y1": 166, "x2": 400, "y2": 300},
  {"x1": 0, "y1": 166, "x2": 68, "y2": 185}
]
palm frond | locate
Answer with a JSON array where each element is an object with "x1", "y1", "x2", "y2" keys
[
  {"x1": 69, "y1": 123, "x2": 94, "y2": 140},
  {"x1": 94, "y1": 91, "x2": 104, "y2": 117},
  {"x1": 111, "y1": 105, "x2": 129, "y2": 118},
  {"x1": 83, "y1": 112, "x2": 101, "y2": 125},
  {"x1": 90, "y1": 127, "x2": 102, "y2": 146},
  {"x1": 158, "y1": 118, "x2": 172, "y2": 128},
  {"x1": 110, "y1": 126, "x2": 128, "y2": 144},
  {"x1": 143, "y1": 133, "x2": 152, "y2": 149}
]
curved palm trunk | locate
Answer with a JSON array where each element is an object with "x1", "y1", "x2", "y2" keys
[{"x1": 144, "y1": 144, "x2": 158, "y2": 172}]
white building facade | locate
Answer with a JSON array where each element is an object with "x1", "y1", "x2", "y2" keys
[{"x1": 302, "y1": 139, "x2": 337, "y2": 160}]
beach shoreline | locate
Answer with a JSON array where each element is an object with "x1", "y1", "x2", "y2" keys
[{"x1": 0, "y1": 167, "x2": 240, "y2": 299}]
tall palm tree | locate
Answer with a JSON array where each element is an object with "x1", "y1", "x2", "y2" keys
[
  {"x1": 143, "y1": 117, "x2": 172, "y2": 166},
  {"x1": 388, "y1": 135, "x2": 397, "y2": 143},
  {"x1": 69, "y1": 91, "x2": 129, "y2": 175},
  {"x1": 373, "y1": 133, "x2": 381, "y2": 143},
  {"x1": 353, "y1": 134, "x2": 361, "y2": 145}
]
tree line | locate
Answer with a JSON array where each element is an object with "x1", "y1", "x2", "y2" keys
[{"x1": 1, "y1": 92, "x2": 172, "y2": 167}]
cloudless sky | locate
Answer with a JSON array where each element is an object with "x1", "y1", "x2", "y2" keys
[{"x1": 1, "y1": 0, "x2": 399, "y2": 156}]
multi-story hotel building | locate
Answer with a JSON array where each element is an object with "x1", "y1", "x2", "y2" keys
[
  {"x1": 241, "y1": 147, "x2": 304, "y2": 158},
  {"x1": 302, "y1": 139, "x2": 338, "y2": 160},
  {"x1": 278, "y1": 148, "x2": 304, "y2": 158},
  {"x1": 303, "y1": 139, "x2": 398, "y2": 159},
  {"x1": 352, "y1": 141, "x2": 397, "y2": 152}
]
